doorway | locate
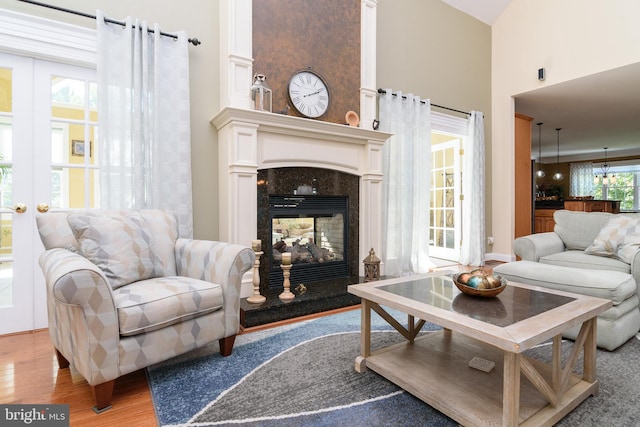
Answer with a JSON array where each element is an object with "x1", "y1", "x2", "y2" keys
[{"x1": 0, "y1": 52, "x2": 98, "y2": 334}]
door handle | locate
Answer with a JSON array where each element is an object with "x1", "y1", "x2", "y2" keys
[
  {"x1": 37, "y1": 203, "x2": 49, "y2": 213},
  {"x1": 5, "y1": 203, "x2": 27, "y2": 214}
]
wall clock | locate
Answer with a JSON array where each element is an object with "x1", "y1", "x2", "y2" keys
[{"x1": 287, "y1": 69, "x2": 331, "y2": 119}]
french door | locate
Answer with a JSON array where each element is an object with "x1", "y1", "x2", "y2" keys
[
  {"x1": 0, "y1": 52, "x2": 98, "y2": 334},
  {"x1": 429, "y1": 136, "x2": 462, "y2": 261}
]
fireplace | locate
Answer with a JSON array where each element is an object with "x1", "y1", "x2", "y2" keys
[
  {"x1": 268, "y1": 195, "x2": 349, "y2": 287},
  {"x1": 257, "y1": 167, "x2": 360, "y2": 292}
]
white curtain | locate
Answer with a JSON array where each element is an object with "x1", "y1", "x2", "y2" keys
[
  {"x1": 570, "y1": 162, "x2": 594, "y2": 197},
  {"x1": 379, "y1": 90, "x2": 432, "y2": 277},
  {"x1": 459, "y1": 111, "x2": 485, "y2": 266},
  {"x1": 97, "y1": 11, "x2": 193, "y2": 237}
]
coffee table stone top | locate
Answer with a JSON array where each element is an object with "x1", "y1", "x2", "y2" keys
[{"x1": 378, "y1": 275, "x2": 575, "y2": 327}]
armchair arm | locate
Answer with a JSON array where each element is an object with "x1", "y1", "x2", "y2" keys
[
  {"x1": 175, "y1": 239, "x2": 255, "y2": 336},
  {"x1": 38, "y1": 248, "x2": 120, "y2": 385},
  {"x1": 513, "y1": 232, "x2": 566, "y2": 262}
]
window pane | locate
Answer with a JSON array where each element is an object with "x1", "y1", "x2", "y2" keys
[
  {"x1": 0, "y1": 67, "x2": 11, "y2": 113},
  {"x1": 51, "y1": 76, "x2": 86, "y2": 119}
]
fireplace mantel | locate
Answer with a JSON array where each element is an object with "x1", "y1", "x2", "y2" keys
[{"x1": 211, "y1": 107, "x2": 392, "y2": 297}]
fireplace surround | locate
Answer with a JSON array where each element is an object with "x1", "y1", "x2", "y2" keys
[{"x1": 212, "y1": 107, "x2": 391, "y2": 324}]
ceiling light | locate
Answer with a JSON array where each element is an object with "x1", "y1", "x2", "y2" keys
[
  {"x1": 594, "y1": 147, "x2": 617, "y2": 185},
  {"x1": 552, "y1": 128, "x2": 563, "y2": 181},
  {"x1": 535, "y1": 122, "x2": 545, "y2": 178}
]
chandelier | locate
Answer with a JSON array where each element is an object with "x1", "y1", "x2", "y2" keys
[
  {"x1": 535, "y1": 122, "x2": 545, "y2": 178},
  {"x1": 552, "y1": 128, "x2": 563, "y2": 181},
  {"x1": 594, "y1": 147, "x2": 617, "y2": 185}
]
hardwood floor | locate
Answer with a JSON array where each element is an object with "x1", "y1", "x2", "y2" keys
[
  {"x1": 0, "y1": 263, "x2": 491, "y2": 426},
  {"x1": 0, "y1": 329, "x2": 156, "y2": 426}
]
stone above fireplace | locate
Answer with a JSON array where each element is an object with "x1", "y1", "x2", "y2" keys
[{"x1": 211, "y1": 107, "x2": 392, "y2": 298}]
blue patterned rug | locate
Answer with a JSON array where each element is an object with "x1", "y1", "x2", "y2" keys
[{"x1": 147, "y1": 308, "x2": 640, "y2": 426}]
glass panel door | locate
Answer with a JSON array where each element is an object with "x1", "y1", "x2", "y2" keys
[
  {"x1": 0, "y1": 53, "x2": 97, "y2": 335},
  {"x1": 429, "y1": 136, "x2": 461, "y2": 261}
]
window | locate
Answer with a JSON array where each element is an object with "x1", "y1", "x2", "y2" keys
[{"x1": 593, "y1": 162, "x2": 640, "y2": 211}]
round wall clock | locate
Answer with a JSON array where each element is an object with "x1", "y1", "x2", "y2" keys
[{"x1": 287, "y1": 69, "x2": 331, "y2": 119}]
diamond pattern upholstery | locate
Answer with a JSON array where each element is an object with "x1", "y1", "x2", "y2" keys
[{"x1": 36, "y1": 210, "x2": 254, "y2": 412}]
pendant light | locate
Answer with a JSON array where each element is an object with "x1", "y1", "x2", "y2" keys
[
  {"x1": 552, "y1": 128, "x2": 563, "y2": 181},
  {"x1": 535, "y1": 122, "x2": 545, "y2": 178},
  {"x1": 594, "y1": 147, "x2": 617, "y2": 185}
]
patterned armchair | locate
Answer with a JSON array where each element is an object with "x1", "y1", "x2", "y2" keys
[{"x1": 36, "y1": 209, "x2": 255, "y2": 413}]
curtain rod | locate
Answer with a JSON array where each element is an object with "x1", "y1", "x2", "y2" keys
[
  {"x1": 377, "y1": 88, "x2": 470, "y2": 116},
  {"x1": 17, "y1": 0, "x2": 201, "y2": 46}
]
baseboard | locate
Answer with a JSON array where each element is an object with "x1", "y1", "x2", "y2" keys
[{"x1": 484, "y1": 252, "x2": 515, "y2": 263}]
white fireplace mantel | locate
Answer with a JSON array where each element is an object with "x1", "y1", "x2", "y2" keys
[{"x1": 211, "y1": 107, "x2": 391, "y2": 296}]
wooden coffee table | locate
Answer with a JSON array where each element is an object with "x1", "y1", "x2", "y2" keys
[{"x1": 348, "y1": 273, "x2": 612, "y2": 427}]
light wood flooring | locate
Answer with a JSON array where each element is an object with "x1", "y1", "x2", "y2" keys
[{"x1": 0, "y1": 263, "x2": 491, "y2": 426}]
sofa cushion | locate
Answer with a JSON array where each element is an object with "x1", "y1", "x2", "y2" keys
[
  {"x1": 553, "y1": 210, "x2": 613, "y2": 250},
  {"x1": 68, "y1": 211, "x2": 165, "y2": 289},
  {"x1": 493, "y1": 260, "x2": 636, "y2": 304},
  {"x1": 584, "y1": 215, "x2": 640, "y2": 260},
  {"x1": 539, "y1": 250, "x2": 631, "y2": 275},
  {"x1": 112, "y1": 276, "x2": 223, "y2": 336}
]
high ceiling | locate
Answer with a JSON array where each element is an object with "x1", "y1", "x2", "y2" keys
[
  {"x1": 441, "y1": 0, "x2": 640, "y2": 163},
  {"x1": 515, "y1": 63, "x2": 640, "y2": 163}
]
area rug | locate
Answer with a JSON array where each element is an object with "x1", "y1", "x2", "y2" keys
[{"x1": 147, "y1": 308, "x2": 640, "y2": 426}]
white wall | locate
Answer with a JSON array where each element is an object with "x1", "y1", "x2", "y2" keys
[{"x1": 491, "y1": 0, "x2": 640, "y2": 257}]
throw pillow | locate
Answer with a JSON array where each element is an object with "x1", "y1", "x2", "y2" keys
[
  {"x1": 617, "y1": 228, "x2": 640, "y2": 264},
  {"x1": 584, "y1": 215, "x2": 640, "y2": 260},
  {"x1": 67, "y1": 212, "x2": 163, "y2": 289}
]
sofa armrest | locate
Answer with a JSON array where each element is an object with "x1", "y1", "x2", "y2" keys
[
  {"x1": 175, "y1": 239, "x2": 255, "y2": 335},
  {"x1": 38, "y1": 248, "x2": 120, "y2": 385},
  {"x1": 630, "y1": 250, "x2": 640, "y2": 296},
  {"x1": 513, "y1": 232, "x2": 566, "y2": 262}
]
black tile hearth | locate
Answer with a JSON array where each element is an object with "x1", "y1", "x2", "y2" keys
[{"x1": 240, "y1": 276, "x2": 365, "y2": 327}]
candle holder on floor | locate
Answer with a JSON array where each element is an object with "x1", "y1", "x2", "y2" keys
[
  {"x1": 279, "y1": 264, "x2": 295, "y2": 302},
  {"x1": 247, "y1": 249, "x2": 266, "y2": 304}
]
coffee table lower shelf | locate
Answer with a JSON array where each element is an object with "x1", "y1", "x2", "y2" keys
[{"x1": 360, "y1": 330, "x2": 598, "y2": 427}]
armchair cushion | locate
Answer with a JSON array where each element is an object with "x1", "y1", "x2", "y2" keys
[
  {"x1": 113, "y1": 276, "x2": 224, "y2": 336},
  {"x1": 67, "y1": 210, "x2": 178, "y2": 289}
]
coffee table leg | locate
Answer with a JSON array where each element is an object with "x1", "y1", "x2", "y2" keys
[
  {"x1": 503, "y1": 352, "x2": 520, "y2": 426},
  {"x1": 355, "y1": 299, "x2": 372, "y2": 373},
  {"x1": 583, "y1": 317, "x2": 597, "y2": 383}
]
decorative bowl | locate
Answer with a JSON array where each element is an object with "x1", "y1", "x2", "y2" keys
[{"x1": 452, "y1": 273, "x2": 507, "y2": 298}]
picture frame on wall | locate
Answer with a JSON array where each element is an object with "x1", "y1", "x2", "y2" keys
[{"x1": 71, "y1": 140, "x2": 90, "y2": 157}]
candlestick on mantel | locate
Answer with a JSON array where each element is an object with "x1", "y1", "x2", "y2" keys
[{"x1": 251, "y1": 239, "x2": 262, "y2": 253}]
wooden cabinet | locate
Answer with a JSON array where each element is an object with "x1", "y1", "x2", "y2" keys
[
  {"x1": 534, "y1": 209, "x2": 557, "y2": 233},
  {"x1": 515, "y1": 113, "x2": 534, "y2": 237},
  {"x1": 564, "y1": 200, "x2": 620, "y2": 213}
]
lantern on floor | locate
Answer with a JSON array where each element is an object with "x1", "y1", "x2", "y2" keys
[
  {"x1": 363, "y1": 248, "x2": 381, "y2": 282},
  {"x1": 251, "y1": 73, "x2": 272, "y2": 112}
]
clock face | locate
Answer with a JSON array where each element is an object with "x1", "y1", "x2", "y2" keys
[{"x1": 287, "y1": 70, "x2": 330, "y2": 118}]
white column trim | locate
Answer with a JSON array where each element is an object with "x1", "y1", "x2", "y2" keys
[
  {"x1": 360, "y1": 0, "x2": 378, "y2": 131},
  {"x1": 219, "y1": 0, "x2": 253, "y2": 110}
]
